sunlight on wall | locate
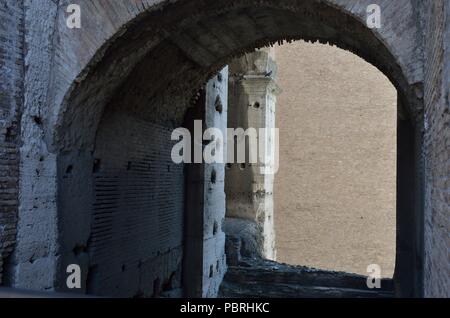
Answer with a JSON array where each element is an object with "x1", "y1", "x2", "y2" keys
[{"x1": 274, "y1": 41, "x2": 397, "y2": 277}]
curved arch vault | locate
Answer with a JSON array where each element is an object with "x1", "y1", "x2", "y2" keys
[{"x1": 6, "y1": 0, "x2": 436, "y2": 298}]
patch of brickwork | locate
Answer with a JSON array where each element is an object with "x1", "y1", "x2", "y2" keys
[
  {"x1": 87, "y1": 112, "x2": 185, "y2": 297},
  {"x1": 423, "y1": 0, "x2": 450, "y2": 298},
  {"x1": 0, "y1": 0, "x2": 24, "y2": 285}
]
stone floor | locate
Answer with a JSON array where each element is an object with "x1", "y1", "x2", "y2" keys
[{"x1": 219, "y1": 258, "x2": 395, "y2": 298}]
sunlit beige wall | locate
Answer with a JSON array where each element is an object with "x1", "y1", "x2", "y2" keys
[{"x1": 273, "y1": 41, "x2": 397, "y2": 277}]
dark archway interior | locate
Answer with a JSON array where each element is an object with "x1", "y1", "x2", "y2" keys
[{"x1": 55, "y1": 0, "x2": 422, "y2": 297}]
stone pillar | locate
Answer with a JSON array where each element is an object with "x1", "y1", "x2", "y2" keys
[
  {"x1": 202, "y1": 67, "x2": 228, "y2": 297},
  {"x1": 8, "y1": 0, "x2": 59, "y2": 291},
  {"x1": 184, "y1": 67, "x2": 228, "y2": 298},
  {"x1": 225, "y1": 49, "x2": 280, "y2": 261}
]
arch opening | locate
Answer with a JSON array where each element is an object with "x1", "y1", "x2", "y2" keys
[
  {"x1": 53, "y1": 0, "x2": 422, "y2": 297},
  {"x1": 225, "y1": 41, "x2": 398, "y2": 277}
]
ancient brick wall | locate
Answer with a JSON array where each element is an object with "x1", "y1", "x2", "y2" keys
[
  {"x1": 273, "y1": 41, "x2": 397, "y2": 277},
  {"x1": 85, "y1": 111, "x2": 185, "y2": 297},
  {"x1": 0, "y1": 0, "x2": 23, "y2": 285},
  {"x1": 1, "y1": 0, "x2": 446, "y2": 297},
  {"x1": 423, "y1": 0, "x2": 450, "y2": 298},
  {"x1": 15, "y1": 1, "x2": 422, "y2": 294}
]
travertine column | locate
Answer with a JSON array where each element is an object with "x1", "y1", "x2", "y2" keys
[
  {"x1": 184, "y1": 67, "x2": 228, "y2": 298},
  {"x1": 225, "y1": 49, "x2": 280, "y2": 261}
]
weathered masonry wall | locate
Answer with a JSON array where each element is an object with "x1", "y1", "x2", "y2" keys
[
  {"x1": 9, "y1": 1, "x2": 424, "y2": 294},
  {"x1": 0, "y1": 0, "x2": 23, "y2": 284},
  {"x1": 423, "y1": 0, "x2": 450, "y2": 298},
  {"x1": 0, "y1": 0, "x2": 447, "y2": 297},
  {"x1": 273, "y1": 41, "x2": 397, "y2": 277},
  {"x1": 55, "y1": 39, "x2": 214, "y2": 296},
  {"x1": 7, "y1": 0, "x2": 59, "y2": 290},
  {"x1": 182, "y1": 69, "x2": 228, "y2": 298},
  {"x1": 183, "y1": 69, "x2": 229, "y2": 297},
  {"x1": 86, "y1": 112, "x2": 185, "y2": 298}
]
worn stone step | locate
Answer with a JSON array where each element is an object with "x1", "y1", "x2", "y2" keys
[
  {"x1": 224, "y1": 259, "x2": 394, "y2": 292},
  {"x1": 219, "y1": 281, "x2": 395, "y2": 298},
  {"x1": 220, "y1": 258, "x2": 395, "y2": 298}
]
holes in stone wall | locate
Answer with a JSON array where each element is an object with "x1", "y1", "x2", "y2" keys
[
  {"x1": 253, "y1": 102, "x2": 261, "y2": 109},
  {"x1": 4, "y1": 126, "x2": 14, "y2": 142},
  {"x1": 213, "y1": 221, "x2": 218, "y2": 235},
  {"x1": 32, "y1": 115, "x2": 42, "y2": 126},
  {"x1": 65, "y1": 165, "x2": 73, "y2": 175},
  {"x1": 209, "y1": 265, "x2": 214, "y2": 278},
  {"x1": 93, "y1": 159, "x2": 101, "y2": 173},
  {"x1": 217, "y1": 73, "x2": 223, "y2": 82},
  {"x1": 215, "y1": 95, "x2": 223, "y2": 114},
  {"x1": 226, "y1": 163, "x2": 232, "y2": 170},
  {"x1": 211, "y1": 169, "x2": 217, "y2": 184},
  {"x1": 216, "y1": 260, "x2": 220, "y2": 273},
  {"x1": 239, "y1": 163, "x2": 246, "y2": 170}
]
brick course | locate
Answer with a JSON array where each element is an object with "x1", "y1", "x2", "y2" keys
[{"x1": 0, "y1": 0, "x2": 23, "y2": 284}]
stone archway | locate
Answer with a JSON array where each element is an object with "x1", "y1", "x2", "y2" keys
[{"x1": 12, "y1": 0, "x2": 425, "y2": 297}]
